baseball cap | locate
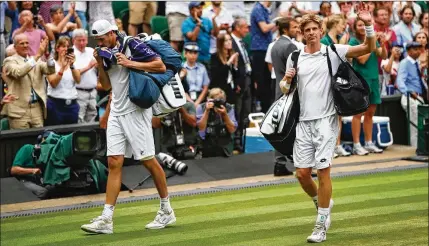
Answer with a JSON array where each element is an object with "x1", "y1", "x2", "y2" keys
[
  {"x1": 184, "y1": 42, "x2": 200, "y2": 52},
  {"x1": 406, "y1": 42, "x2": 423, "y2": 50},
  {"x1": 189, "y1": 1, "x2": 205, "y2": 10},
  {"x1": 91, "y1": 20, "x2": 118, "y2": 37}
]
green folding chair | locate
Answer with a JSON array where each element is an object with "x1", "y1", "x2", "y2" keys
[
  {"x1": 1, "y1": 118, "x2": 9, "y2": 130},
  {"x1": 112, "y1": 1, "x2": 129, "y2": 19},
  {"x1": 150, "y1": 15, "x2": 169, "y2": 35}
]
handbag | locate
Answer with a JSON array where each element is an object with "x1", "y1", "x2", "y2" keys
[
  {"x1": 326, "y1": 44, "x2": 370, "y2": 116},
  {"x1": 260, "y1": 50, "x2": 300, "y2": 156}
]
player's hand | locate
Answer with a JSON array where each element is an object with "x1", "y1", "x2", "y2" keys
[
  {"x1": 284, "y1": 68, "x2": 296, "y2": 83},
  {"x1": 115, "y1": 53, "x2": 131, "y2": 67},
  {"x1": 93, "y1": 48, "x2": 102, "y2": 62},
  {"x1": 356, "y1": 2, "x2": 373, "y2": 26}
]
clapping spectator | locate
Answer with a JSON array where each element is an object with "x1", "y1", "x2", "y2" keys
[
  {"x1": 393, "y1": 6, "x2": 420, "y2": 48},
  {"x1": 182, "y1": 1, "x2": 212, "y2": 67},
  {"x1": 182, "y1": 42, "x2": 210, "y2": 108},
  {"x1": 202, "y1": 1, "x2": 234, "y2": 55},
  {"x1": 1, "y1": 35, "x2": 54, "y2": 129},
  {"x1": 414, "y1": 32, "x2": 428, "y2": 88},
  {"x1": 12, "y1": 10, "x2": 54, "y2": 56},
  {"x1": 46, "y1": 36, "x2": 81, "y2": 126},
  {"x1": 381, "y1": 45, "x2": 402, "y2": 96},
  {"x1": 209, "y1": 33, "x2": 239, "y2": 105},
  {"x1": 63, "y1": 1, "x2": 87, "y2": 30},
  {"x1": 88, "y1": 2, "x2": 115, "y2": 34},
  {"x1": 350, "y1": 18, "x2": 388, "y2": 156},
  {"x1": 72, "y1": 29, "x2": 98, "y2": 123},
  {"x1": 46, "y1": 4, "x2": 82, "y2": 40}
]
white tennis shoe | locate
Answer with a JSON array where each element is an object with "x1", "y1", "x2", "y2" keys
[
  {"x1": 81, "y1": 216, "x2": 113, "y2": 234},
  {"x1": 145, "y1": 209, "x2": 176, "y2": 229}
]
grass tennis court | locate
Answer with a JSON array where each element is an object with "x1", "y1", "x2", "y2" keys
[{"x1": 1, "y1": 168, "x2": 428, "y2": 246}]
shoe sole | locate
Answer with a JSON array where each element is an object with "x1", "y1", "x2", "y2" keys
[
  {"x1": 307, "y1": 236, "x2": 326, "y2": 243},
  {"x1": 80, "y1": 226, "x2": 113, "y2": 234},
  {"x1": 145, "y1": 217, "x2": 177, "y2": 230}
]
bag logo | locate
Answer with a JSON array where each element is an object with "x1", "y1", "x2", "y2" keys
[
  {"x1": 169, "y1": 78, "x2": 184, "y2": 99},
  {"x1": 336, "y1": 77, "x2": 349, "y2": 85}
]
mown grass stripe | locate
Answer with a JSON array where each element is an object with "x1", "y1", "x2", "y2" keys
[
  {"x1": 34, "y1": 204, "x2": 427, "y2": 246},
  {"x1": 3, "y1": 200, "x2": 426, "y2": 246},
  {"x1": 3, "y1": 167, "x2": 426, "y2": 223},
  {"x1": 2, "y1": 174, "x2": 427, "y2": 225},
  {"x1": 1, "y1": 181, "x2": 426, "y2": 234}
]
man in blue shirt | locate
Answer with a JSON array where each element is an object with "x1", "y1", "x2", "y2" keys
[
  {"x1": 182, "y1": 1, "x2": 212, "y2": 66},
  {"x1": 250, "y1": 1, "x2": 276, "y2": 113},
  {"x1": 396, "y1": 42, "x2": 427, "y2": 147}
]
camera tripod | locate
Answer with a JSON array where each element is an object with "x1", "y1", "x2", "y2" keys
[{"x1": 128, "y1": 169, "x2": 177, "y2": 193}]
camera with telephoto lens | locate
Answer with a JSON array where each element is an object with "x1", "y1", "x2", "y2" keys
[
  {"x1": 212, "y1": 98, "x2": 225, "y2": 109},
  {"x1": 157, "y1": 152, "x2": 188, "y2": 175},
  {"x1": 171, "y1": 145, "x2": 196, "y2": 160}
]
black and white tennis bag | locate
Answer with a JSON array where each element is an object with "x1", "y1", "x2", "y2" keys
[
  {"x1": 152, "y1": 73, "x2": 187, "y2": 117},
  {"x1": 259, "y1": 50, "x2": 300, "y2": 156}
]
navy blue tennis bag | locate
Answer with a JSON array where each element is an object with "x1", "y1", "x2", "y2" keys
[{"x1": 121, "y1": 33, "x2": 186, "y2": 112}]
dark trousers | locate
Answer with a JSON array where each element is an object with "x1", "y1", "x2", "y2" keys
[
  {"x1": 234, "y1": 75, "x2": 252, "y2": 142},
  {"x1": 46, "y1": 97, "x2": 80, "y2": 126},
  {"x1": 252, "y1": 50, "x2": 273, "y2": 113}
]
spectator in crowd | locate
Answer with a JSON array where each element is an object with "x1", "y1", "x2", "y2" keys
[
  {"x1": 396, "y1": 42, "x2": 427, "y2": 147},
  {"x1": 38, "y1": 1, "x2": 61, "y2": 24},
  {"x1": 337, "y1": 1, "x2": 356, "y2": 33},
  {"x1": 394, "y1": 6, "x2": 420, "y2": 48},
  {"x1": 270, "y1": 17, "x2": 300, "y2": 176},
  {"x1": 4, "y1": 1, "x2": 19, "y2": 44},
  {"x1": 12, "y1": 10, "x2": 54, "y2": 56},
  {"x1": 210, "y1": 33, "x2": 239, "y2": 105},
  {"x1": 166, "y1": 1, "x2": 189, "y2": 52},
  {"x1": 88, "y1": 2, "x2": 115, "y2": 34},
  {"x1": 152, "y1": 102, "x2": 197, "y2": 159},
  {"x1": 128, "y1": 2, "x2": 157, "y2": 36},
  {"x1": 0, "y1": 93, "x2": 17, "y2": 112},
  {"x1": 319, "y1": 1, "x2": 333, "y2": 19},
  {"x1": 279, "y1": 2, "x2": 315, "y2": 18},
  {"x1": 202, "y1": 1, "x2": 234, "y2": 55},
  {"x1": 182, "y1": 42, "x2": 210, "y2": 108},
  {"x1": 46, "y1": 4, "x2": 82, "y2": 40},
  {"x1": 182, "y1": 1, "x2": 212, "y2": 67},
  {"x1": 320, "y1": 14, "x2": 351, "y2": 158},
  {"x1": 222, "y1": 1, "x2": 245, "y2": 19},
  {"x1": 231, "y1": 17, "x2": 252, "y2": 152},
  {"x1": 1, "y1": 35, "x2": 53, "y2": 129},
  {"x1": 374, "y1": 7, "x2": 398, "y2": 85},
  {"x1": 394, "y1": 1, "x2": 422, "y2": 24},
  {"x1": 250, "y1": 1, "x2": 276, "y2": 113},
  {"x1": 381, "y1": 1, "x2": 400, "y2": 27},
  {"x1": 115, "y1": 18, "x2": 127, "y2": 36},
  {"x1": 46, "y1": 36, "x2": 81, "y2": 126},
  {"x1": 419, "y1": 12, "x2": 428, "y2": 37},
  {"x1": 350, "y1": 18, "x2": 388, "y2": 156},
  {"x1": 414, "y1": 32, "x2": 428, "y2": 88},
  {"x1": 1, "y1": 2, "x2": 16, "y2": 68},
  {"x1": 381, "y1": 45, "x2": 402, "y2": 96},
  {"x1": 196, "y1": 87, "x2": 237, "y2": 157},
  {"x1": 63, "y1": 1, "x2": 87, "y2": 30},
  {"x1": 72, "y1": 29, "x2": 98, "y2": 123}
]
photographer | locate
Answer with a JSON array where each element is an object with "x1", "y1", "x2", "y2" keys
[
  {"x1": 152, "y1": 102, "x2": 198, "y2": 160},
  {"x1": 196, "y1": 88, "x2": 237, "y2": 157}
]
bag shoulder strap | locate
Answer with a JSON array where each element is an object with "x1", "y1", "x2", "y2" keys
[
  {"x1": 326, "y1": 45, "x2": 333, "y2": 78},
  {"x1": 290, "y1": 50, "x2": 300, "y2": 87}
]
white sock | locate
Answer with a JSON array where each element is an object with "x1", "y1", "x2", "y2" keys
[
  {"x1": 312, "y1": 196, "x2": 318, "y2": 208},
  {"x1": 316, "y1": 207, "x2": 330, "y2": 225},
  {"x1": 365, "y1": 141, "x2": 373, "y2": 146},
  {"x1": 101, "y1": 204, "x2": 114, "y2": 220},
  {"x1": 353, "y1": 142, "x2": 361, "y2": 148},
  {"x1": 160, "y1": 197, "x2": 172, "y2": 212}
]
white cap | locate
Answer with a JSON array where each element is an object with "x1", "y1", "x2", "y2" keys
[{"x1": 91, "y1": 20, "x2": 118, "y2": 37}]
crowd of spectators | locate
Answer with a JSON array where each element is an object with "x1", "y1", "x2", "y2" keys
[{"x1": 1, "y1": 1, "x2": 428, "y2": 155}]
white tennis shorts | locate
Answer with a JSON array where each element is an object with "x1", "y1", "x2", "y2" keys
[
  {"x1": 107, "y1": 108, "x2": 155, "y2": 160},
  {"x1": 293, "y1": 114, "x2": 339, "y2": 170}
]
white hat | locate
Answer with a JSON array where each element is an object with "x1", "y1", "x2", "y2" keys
[{"x1": 91, "y1": 20, "x2": 118, "y2": 37}]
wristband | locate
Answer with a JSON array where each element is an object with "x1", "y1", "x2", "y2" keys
[{"x1": 364, "y1": 25, "x2": 375, "y2": 38}]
